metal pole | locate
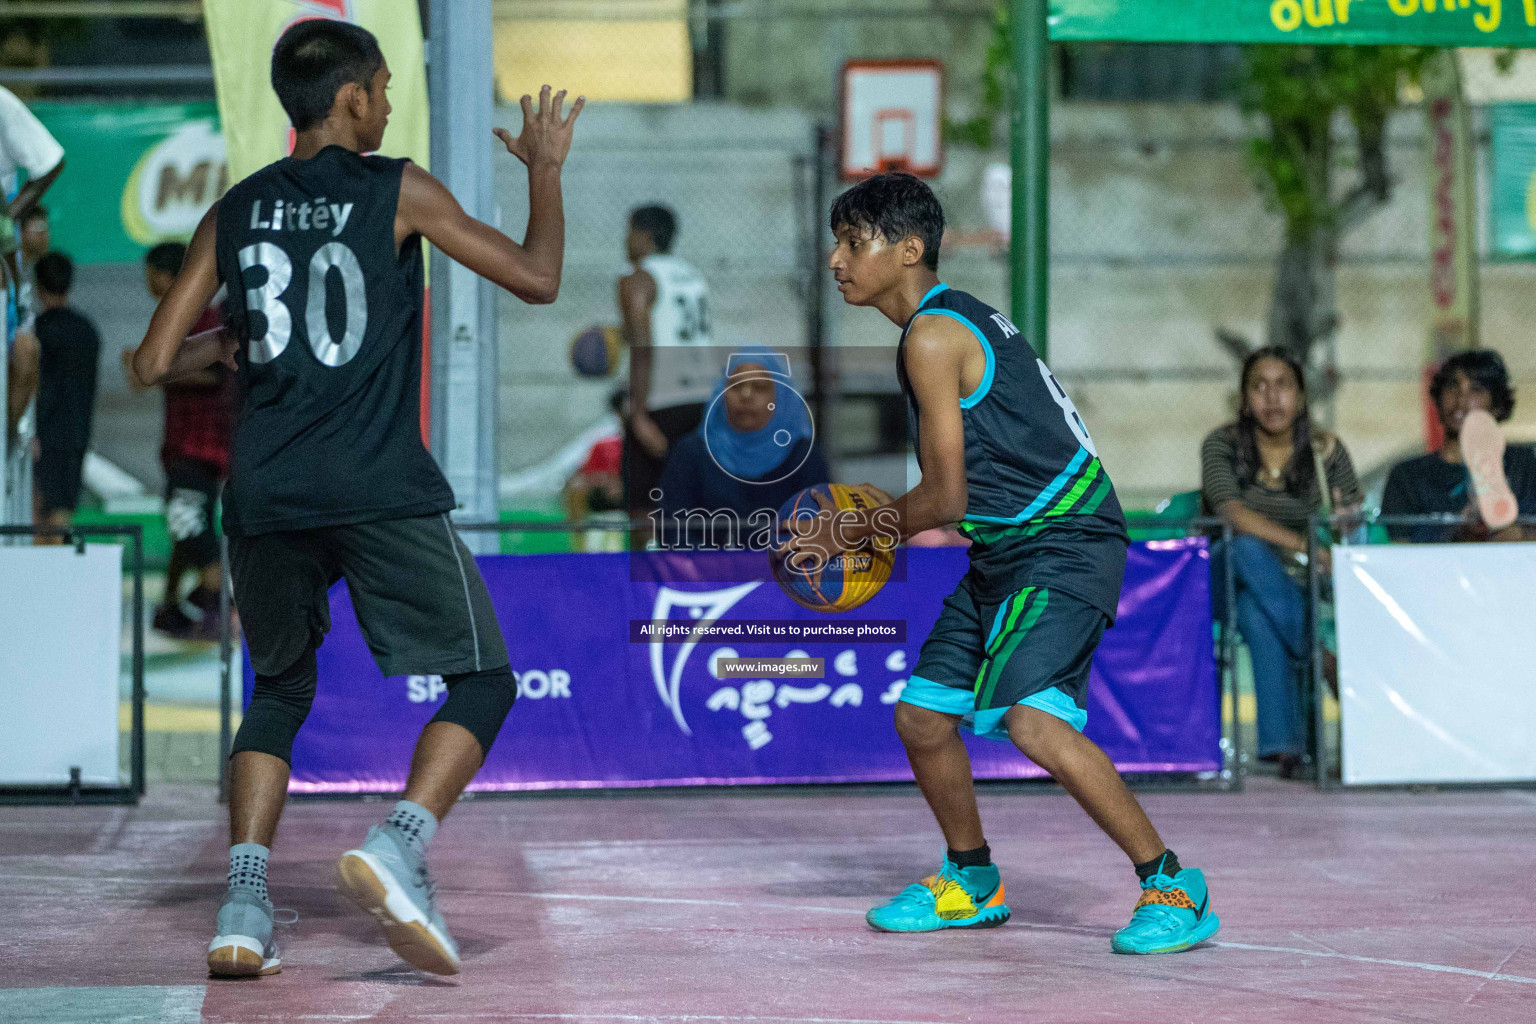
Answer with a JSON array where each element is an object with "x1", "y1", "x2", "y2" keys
[
  {"x1": 428, "y1": 0, "x2": 500, "y2": 553},
  {"x1": 1307, "y1": 514, "x2": 1326, "y2": 789},
  {"x1": 1011, "y1": 0, "x2": 1050, "y2": 361},
  {"x1": 130, "y1": 526, "x2": 145, "y2": 799},
  {"x1": 1220, "y1": 522, "x2": 1243, "y2": 791},
  {"x1": 808, "y1": 125, "x2": 830, "y2": 464},
  {"x1": 218, "y1": 533, "x2": 233, "y2": 804}
]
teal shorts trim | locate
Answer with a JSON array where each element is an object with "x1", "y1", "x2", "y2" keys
[
  {"x1": 899, "y1": 676, "x2": 1088, "y2": 741},
  {"x1": 902, "y1": 574, "x2": 1106, "y2": 743}
]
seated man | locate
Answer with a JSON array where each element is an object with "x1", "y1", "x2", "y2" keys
[{"x1": 1381, "y1": 349, "x2": 1536, "y2": 542}]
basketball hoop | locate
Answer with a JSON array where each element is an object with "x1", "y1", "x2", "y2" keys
[{"x1": 840, "y1": 60, "x2": 944, "y2": 181}]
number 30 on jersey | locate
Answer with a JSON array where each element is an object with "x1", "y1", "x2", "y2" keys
[{"x1": 238, "y1": 242, "x2": 368, "y2": 367}]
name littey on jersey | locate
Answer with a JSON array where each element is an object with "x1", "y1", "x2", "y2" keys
[{"x1": 245, "y1": 198, "x2": 356, "y2": 237}]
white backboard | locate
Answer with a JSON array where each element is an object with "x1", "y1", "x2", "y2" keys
[{"x1": 840, "y1": 60, "x2": 944, "y2": 180}]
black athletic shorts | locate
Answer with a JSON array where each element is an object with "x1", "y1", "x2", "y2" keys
[
  {"x1": 622, "y1": 402, "x2": 705, "y2": 511},
  {"x1": 230, "y1": 513, "x2": 509, "y2": 679},
  {"x1": 34, "y1": 443, "x2": 86, "y2": 514},
  {"x1": 901, "y1": 571, "x2": 1107, "y2": 741},
  {"x1": 164, "y1": 458, "x2": 221, "y2": 567}
]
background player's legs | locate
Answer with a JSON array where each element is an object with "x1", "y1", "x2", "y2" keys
[
  {"x1": 1002, "y1": 706, "x2": 1165, "y2": 864},
  {"x1": 893, "y1": 702, "x2": 984, "y2": 850}
]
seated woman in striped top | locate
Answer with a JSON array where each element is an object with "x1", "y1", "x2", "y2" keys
[{"x1": 1201, "y1": 346, "x2": 1361, "y2": 779}]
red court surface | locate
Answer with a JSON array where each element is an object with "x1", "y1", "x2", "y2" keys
[{"x1": 2, "y1": 778, "x2": 1533, "y2": 1024}]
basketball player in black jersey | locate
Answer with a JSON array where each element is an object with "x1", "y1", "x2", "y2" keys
[
  {"x1": 131, "y1": 20, "x2": 582, "y2": 977},
  {"x1": 785, "y1": 173, "x2": 1219, "y2": 954}
]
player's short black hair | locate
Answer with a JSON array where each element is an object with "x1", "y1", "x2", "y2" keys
[
  {"x1": 270, "y1": 19, "x2": 385, "y2": 133},
  {"x1": 829, "y1": 172, "x2": 945, "y2": 270},
  {"x1": 21, "y1": 205, "x2": 47, "y2": 226},
  {"x1": 144, "y1": 242, "x2": 187, "y2": 277},
  {"x1": 1431, "y1": 349, "x2": 1516, "y2": 422},
  {"x1": 34, "y1": 251, "x2": 72, "y2": 296},
  {"x1": 630, "y1": 205, "x2": 677, "y2": 253}
]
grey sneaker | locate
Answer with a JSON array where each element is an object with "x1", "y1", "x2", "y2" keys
[
  {"x1": 207, "y1": 888, "x2": 281, "y2": 977},
  {"x1": 336, "y1": 824, "x2": 460, "y2": 975}
]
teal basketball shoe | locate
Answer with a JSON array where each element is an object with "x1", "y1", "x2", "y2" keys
[
  {"x1": 1111, "y1": 867, "x2": 1220, "y2": 954},
  {"x1": 866, "y1": 858, "x2": 1011, "y2": 932}
]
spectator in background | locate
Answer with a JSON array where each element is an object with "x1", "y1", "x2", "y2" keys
[
  {"x1": 620, "y1": 205, "x2": 716, "y2": 532},
  {"x1": 1381, "y1": 350, "x2": 1536, "y2": 543},
  {"x1": 130, "y1": 242, "x2": 232, "y2": 640},
  {"x1": 30, "y1": 252, "x2": 99, "y2": 541},
  {"x1": 564, "y1": 389, "x2": 626, "y2": 553},
  {"x1": 657, "y1": 346, "x2": 830, "y2": 548},
  {"x1": 2, "y1": 83, "x2": 63, "y2": 437},
  {"x1": 16, "y1": 205, "x2": 47, "y2": 330},
  {"x1": 1201, "y1": 346, "x2": 1362, "y2": 778}
]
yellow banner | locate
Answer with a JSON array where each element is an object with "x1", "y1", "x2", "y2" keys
[
  {"x1": 205, "y1": 0, "x2": 429, "y2": 186},
  {"x1": 494, "y1": 0, "x2": 691, "y2": 104}
]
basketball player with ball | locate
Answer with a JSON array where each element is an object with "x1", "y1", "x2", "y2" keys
[{"x1": 782, "y1": 172, "x2": 1219, "y2": 954}]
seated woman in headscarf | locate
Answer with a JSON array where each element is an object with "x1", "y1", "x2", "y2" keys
[{"x1": 656, "y1": 346, "x2": 830, "y2": 549}]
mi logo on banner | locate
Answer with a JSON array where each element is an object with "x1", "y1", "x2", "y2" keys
[{"x1": 990, "y1": 313, "x2": 1019, "y2": 339}]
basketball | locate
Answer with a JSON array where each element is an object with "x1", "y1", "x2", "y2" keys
[
  {"x1": 570, "y1": 325, "x2": 622, "y2": 378},
  {"x1": 770, "y1": 483, "x2": 896, "y2": 613}
]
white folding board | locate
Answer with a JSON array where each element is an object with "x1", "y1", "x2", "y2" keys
[{"x1": 0, "y1": 544, "x2": 124, "y2": 785}]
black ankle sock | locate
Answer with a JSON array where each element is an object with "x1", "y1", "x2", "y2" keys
[
  {"x1": 1134, "y1": 849, "x2": 1181, "y2": 882},
  {"x1": 946, "y1": 843, "x2": 992, "y2": 870}
]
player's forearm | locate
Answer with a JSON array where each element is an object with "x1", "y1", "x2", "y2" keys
[
  {"x1": 520, "y1": 162, "x2": 565, "y2": 304},
  {"x1": 842, "y1": 481, "x2": 963, "y2": 550},
  {"x1": 134, "y1": 326, "x2": 226, "y2": 387},
  {"x1": 1220, "y1": 500, "x2": 1306, "y2": 553}
]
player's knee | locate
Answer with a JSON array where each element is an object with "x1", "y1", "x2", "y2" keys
[
  {"x1": 1002, "y1": 705, "x2": 1071, "y2": 761},
  {"x1": 894, "y1": 701, "x2": 958, "y2": 753},
  {"x1": 233, "y1": 649, "x2": 318, "y2": 764},
  {"x1": 431, "y1": 667, "x2": 517, "y2": 757}
]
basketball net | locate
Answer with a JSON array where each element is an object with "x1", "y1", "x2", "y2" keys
[{"x1": 872, "y1": 109, "x2": 916, "y2": 174}]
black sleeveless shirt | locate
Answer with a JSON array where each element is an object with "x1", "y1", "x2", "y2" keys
[
  {"x1": 898, "y1": 284, "x2": 1128, "y2": 618},
  {"x1": 214, "y1": 146, "x2": 453, "y2": 537}
]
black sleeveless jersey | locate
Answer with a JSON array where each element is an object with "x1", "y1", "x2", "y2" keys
[
  {"x1": 898, "y1": 284, "x2": 1128, "y2": 618},
  {"x1": 214, "y1": 146, "x2": 453, "y2": 537}
]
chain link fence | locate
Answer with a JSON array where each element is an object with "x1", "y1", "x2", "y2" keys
[{"x1": 489, "y1": 2, "x2": 1536, "y2": 512}]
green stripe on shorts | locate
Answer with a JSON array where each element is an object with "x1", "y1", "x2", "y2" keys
[{"x1": 974, "y1": 588, "x2": 1051, "y2": 710}]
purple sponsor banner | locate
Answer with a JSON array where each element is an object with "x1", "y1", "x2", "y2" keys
[{"x1": 246, "y1": 538, "x2": 1220, "y2": 793}]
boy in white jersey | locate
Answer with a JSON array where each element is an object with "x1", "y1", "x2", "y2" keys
[{"x1": 618, "y1": 205, "x2": 716, "y2": 527}]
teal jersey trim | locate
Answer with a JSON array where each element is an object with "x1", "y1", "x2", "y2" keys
[
  {"x1": 965, "y1": 446, "x2": 1091, "y2": 526},
  {"x1": 912, "y1": 308, "x2": 996, "y2": 409}
]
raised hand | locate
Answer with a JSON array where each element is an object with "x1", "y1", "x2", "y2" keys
[{"x1": 493, "y1": 84, "x2": 584, "y2": 170}]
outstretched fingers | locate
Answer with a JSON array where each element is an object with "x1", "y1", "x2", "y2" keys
[{"x1": 564, "y1": 95, "x2": 586, "y2": 127}]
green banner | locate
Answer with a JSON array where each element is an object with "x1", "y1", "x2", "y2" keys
[
  {"x1": 1491, "y1": 104, "x2": 1536, "y2": 258},
  {"x1": 1050, "y1": 0, "x2": 1536, "y2": 46},
  {"x1": 28, "y1": 101, "x2": 226, "y2": 266}
]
